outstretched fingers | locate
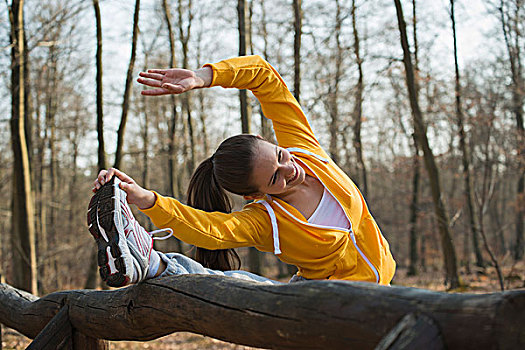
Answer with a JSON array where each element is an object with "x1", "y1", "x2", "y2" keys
[
  {"x1": 137, "y1": 76, "x2": 162, "y2": 88},
  {"x1": 140, "y1": 88, "x2": 172, "y2": 96},
  {"x1": 147, "y1": 69, "x2": 168, "y2": 74},
  {"x1": 138, "y1": 71, "x2": 165, "y2": 80},
  {"x1": 162, "y1": 82, "x2": 187, "y2": 93},
  {"x1": 139, "y1": 83, "x2": 186, "y2": 96}
]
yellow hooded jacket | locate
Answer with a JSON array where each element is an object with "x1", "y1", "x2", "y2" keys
[{"x1": 140, "y1": 55, "x2": 396, "y2": 284}]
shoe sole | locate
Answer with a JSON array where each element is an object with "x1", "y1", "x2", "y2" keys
[{"x1": 87, "y1": 177, "x2": 133, "y2": 287}]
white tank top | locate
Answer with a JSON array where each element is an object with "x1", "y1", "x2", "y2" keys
[{"x1": 307, "y1": 189, "x2": 350, "y2": 229}]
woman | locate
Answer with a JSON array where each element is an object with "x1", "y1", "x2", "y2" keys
[{"x1": 90, "y1": 55, "x2": 395, "y2": 287}]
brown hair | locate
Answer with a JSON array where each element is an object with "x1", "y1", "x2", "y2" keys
[{"x1": 187, "y1": 134, "x2": 262, "y2": 270}]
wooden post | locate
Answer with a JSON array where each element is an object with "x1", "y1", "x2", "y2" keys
[
  {"x1": 27, "y1": 306, "x2": 73, "y2": 349},
  {"x1": 375, "y1": 313, "x2": 444, "y2": 350},
  {"x1": 72, "y1": 332, "x2": 109, "y2": 350},
  {"x1": 27, "y1": 305, "x2": 108, "y2": 349}
]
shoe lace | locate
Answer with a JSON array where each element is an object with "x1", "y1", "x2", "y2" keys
[{"x1": 149, "y1": 228, "x2": 174, "y2": 241}]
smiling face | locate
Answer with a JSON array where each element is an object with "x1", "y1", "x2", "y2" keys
[{"x1": 249, "y1": 140, "x2": 306, "y2": 196}]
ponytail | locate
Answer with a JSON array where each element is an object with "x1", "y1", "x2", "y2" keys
[
  {"x1": 187, "y1": 157, "x2": 232, "y2": 213},
  {"x1": 187, "y1": 156, "x2": 241, "y2": 271}
]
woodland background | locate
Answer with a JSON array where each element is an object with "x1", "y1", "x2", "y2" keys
[{"x1": 0, "y1": 0, "x2": 524, "y2": 347}]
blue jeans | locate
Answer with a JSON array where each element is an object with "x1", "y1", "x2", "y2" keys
[{"x1": 157, "y1": 251, "x2": 283, "y2": 285}]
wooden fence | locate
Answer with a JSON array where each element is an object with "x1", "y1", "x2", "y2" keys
[{"x1": 0, "y1": 275, "x2": 523, "y2": 349}]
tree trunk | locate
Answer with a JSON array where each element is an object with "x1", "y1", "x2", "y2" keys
[
  {"x1": 93, "y1": 0, "x2": 106, "y2": 171},
  {"x1": 477, "y1": 116, "x2": 505, "y2": 291},
  {"x1": 394, "y1": 0, "x2": 461, "y2": 289},
  {"x1": 114, "y1": 0, "x2": 141, "y2": 169},
  {"x1": 253, "y1": 0, "x2": 276, "y2": 277},
  {"x1": 33, "y1": 66, "x2": 47, "y2": 293},
  {"x1": 351, "y1": 0, "x2": 368, "y2": 197},
  {"x1": 138, "y1": 59, "x2": 156, "y2": 233},
  {"x1": 23, "y1": 28, "x2": 32, "y2": 171},
  {"x1": 85, "y1": 0, "x2": 106, "y2": 290},
  {"x1": 406, "y1": 0, "x2": 422, "y2": 276},
  {"x1": 197, "y1": 90, "x2": 209, "y2": 155},
  {"x1": 238, "y1": 0, "x2": 260, "y2": 274},
  {"x1": 161, "y1": 0, "x2": 184, "y2": 252},
  {"x1": 163, "y1": 0, "x2": 180, "y2": 199},
  {"x1": 389, "y1": 67, "x2": 422, "y2": 276},
  {"x1": 0, "y1": 278, "x2": 524, "y2": 349},
  {"x1": 293, "y1": 0, "x2": 302, "y2": 104},
  {"x1": 195, "y1": 28, "x2": 209, "y2": 157},
  {"x1": 68, "y1": 105, "x2": 82, "y2": 226},
  {"x1": 450, "y1": 0, "x2": 485, "y2": 269},
  {"x1": 8, "y1": 0, "x2": 37, "y2": 295},
  {"x1": 258, "y1": 0, "x2": 272, "y2": 141},
  {"x1": 178, "y1": 0, "x2": 195, "y2": 175},
  {"x1": 498, "y1": 0, "x2": 524, "y2": 261},
  {"x1": 45, "y1": 45, "x2": 59, "y2": 291},
  {"x1": 329, "y1": 0, "x2": 343, "y2": 165},
  {"x1": 407, "y1": 138, "x2": 420, "y2": 276},
  {"x1": 140, "y1": 63, "x2": 150, "y2": 189},
  {"x1": 238, "y1": 0, "x2": 252, "y2": 134}
]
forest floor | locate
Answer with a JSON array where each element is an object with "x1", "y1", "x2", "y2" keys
[{"x1": 2, "y1": 261, "x2": 524, "y2": 349}]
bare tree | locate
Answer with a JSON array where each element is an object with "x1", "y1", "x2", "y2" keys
[
  {"x1": 160, "y1": 0, "x2": 185, "y2": 253},
  {"x1": 327, "y1": 0, "x2": 344, "y2": 164},
  {"x1": 451, "y1": 0, "x2": 505, "y2": 290},
  {"x1": 93, "y1": 0, "x2": 106, "y2": 171},
  {"x1": 162, "y1": 0, "x2": 180, "y2": 199},
  {"x1": 85, "y1": 0, "x2": 106, "y2": 290},
  {"x1": 257, "y1": 0, "x2": 272, "y2": 141},
  {"x1": 407, "y1": 135, "x2": 421, "y2": 276},
  {"x1": 138, "y1": 26, "x2": 161, "y2": 191},
  {"x1": 406, "y1": 0, "x2": 422, "y2": 276},
  {"x1": 7, "y1": 0, "x2": 37, "y2": 294},
  {"x1": 67, "y1": 96, "x2": 87, "y2": 227},
  {"x1": 44, "y1": 43, "x2": 59, "y2": 291},
  {"x1": 195, "y1": 23, "x2": 209, "y2": 156},
  {"x1": 293, "y1": 0, "x2": 302, "y2": 104},
  {"x1": 178, "y1": 0, "x2": 195, "y2": 174},
  {"x1": 22, "y1": 27, "x2": 32, "y2": 170},
  {"x1": 450, "y1": 0, "x2": 485, "y2": 270},
  {"x1": 32, "y1": 53, "x2": 47, "y2": 290},
  {"x1": 497, "y1": 0, "x2": 524, "y2": 261},
  {"x1": 114, "y1": 0, "x2": 141, "y2": 169},
  {"x1": 238, "y1": 0, "x2": 252, "y2": 134},
  {"x1": 350, "y1": 0, "x2": 368, "y2": 197},
  {"x1": 237, "y1": 0, "x2": 262, "y2": 274},
  {"x1": 388, "y1": 67, "x2": 421, "y2": 276},
  {"x1": 394, "y1": 0, "x2": 461, "y2": 289}
]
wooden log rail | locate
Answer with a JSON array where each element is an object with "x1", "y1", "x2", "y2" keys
[{"x1": 0, "y1": 275, "x2": 523, "y2": 349}]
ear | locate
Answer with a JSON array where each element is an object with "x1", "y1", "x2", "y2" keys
[
  {"x1": 243, "y1": 192, "x2": 264, "y2": 201},
  {"x1": 255, "y1": 134, "x2": 264, "y2": 140}
]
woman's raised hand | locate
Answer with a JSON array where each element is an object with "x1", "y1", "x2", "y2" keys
[{"x1": 137, "y1": 66, "x2": 212, "y2": 96}]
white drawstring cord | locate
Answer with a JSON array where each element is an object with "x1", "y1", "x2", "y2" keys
[{"x1": 149, "y1": 228, "x2": 174, "y2": 240}]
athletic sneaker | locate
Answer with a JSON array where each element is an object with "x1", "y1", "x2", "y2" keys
[{"x1": 87, "y1": 177, "x2": 172, "y2": 287}]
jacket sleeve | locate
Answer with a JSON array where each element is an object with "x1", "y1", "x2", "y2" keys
[
  {"x1": 204, "y1": 55, "x2": 326, "y2": 156},
  {"x1": 139, "y1": 192, "x2": 272, "y2": 251}
]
